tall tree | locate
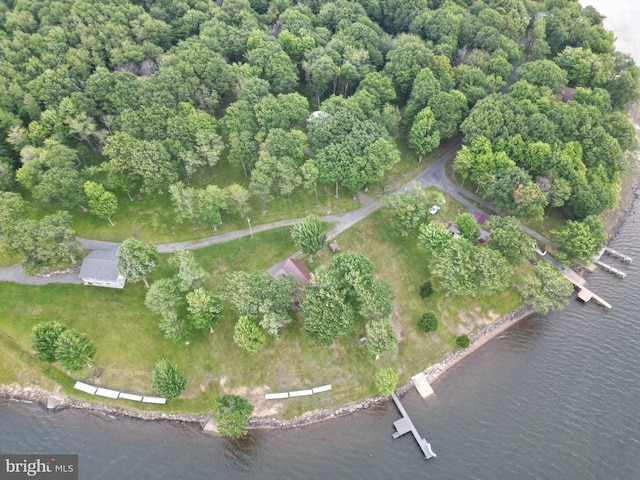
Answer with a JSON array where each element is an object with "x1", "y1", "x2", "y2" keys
[
  {"x1": 557, "y1": 216, "x2": 607, "y2": 265},
  {"x1": 169, "y1": 182, "x2": 201, "y2": 229},
  {"x1": 484, "y1": 216, "x2": 534, "y2": 264},
  {"x1": 212, "y1": 395, "x2": 254, "y2": 439},
  {"x1": 198, "y1": 185, "x2": 228, "y2": 231},
  {"x1": 186, "y1": 288, "x2": 223, "y2": 333},
  {"x1": 1, "y1": 211, "x2": 81, "y2": 273},
  {"x1": 84, "y1": 181, "x2": 117, "y2": 226},
  {"x1": 152, "y1": 359, "x2": 187, "y2": 400},
  {"x1": 366, "y1": 318, "x2": 397, "y2": 358},
  {"x1": 417, "y1": 221, "x2": 453, "y2": 255},
  {"x1": 116, "y1": 237, "x2": 159, "y2": 288},
  {"x1": 454, "y1": 213, "x2": 480, "y2": 243},
  {"x1": 410, "y1": 107, "x2": 440, "y2": 162},
  {"x1": 145, "y1": 278, "x2": 185, "y2": 340},
  {"x1": 233, "y1": 316, "x2": 266, "y2": 354},
  {"x1": 225, "y1": 184, "x2": 251, "y2": 218},
  {"x1": 519, "y1": 262, "x2": 574, "y2": 315},
  {"x1": 290, "y1": 215, "x2": 327, "y2": 262},
  {"x1": 31, "y1": 321, "x2": 67, "y2": 363},
  {"x1": 168, "y1": 250, "x2": 207, "y2": 292},
  {"x1": 54, "y1": 329, "x2": 97, "y2": 372}
]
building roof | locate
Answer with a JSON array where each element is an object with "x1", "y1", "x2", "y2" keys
[
  {"x1": 274, "y1": 258, "x2": 311, "y2": 285},
  {"x1": 79, "y1": 250, "x2": 122, "y2": 282},
  {"x1": 472, "y1": 211, "x2": 489, "y2": 226},
  {"x1": 555, "y1": 87, "x2": 577, "y2": 102}
]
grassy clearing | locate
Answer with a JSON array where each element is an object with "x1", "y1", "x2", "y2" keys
[{"x1": 0, "y1": 193, "x2": 523, "y2": 419}]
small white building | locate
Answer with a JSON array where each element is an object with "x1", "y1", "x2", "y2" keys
[{"x1": 79, "y1": 250, "x2": 125, "y2": 289}]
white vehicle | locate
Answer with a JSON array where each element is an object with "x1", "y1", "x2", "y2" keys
[
  {"x1": 533, "y1": 244, "x2": 546, "y2": 256},
  {"x1": 429, "y1": 205, "x2": 441, "y2": 215}
]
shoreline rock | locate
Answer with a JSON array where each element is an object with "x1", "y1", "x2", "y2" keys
[{"x1": 0, "y1": 306, "x2": 536, "y2": 432}]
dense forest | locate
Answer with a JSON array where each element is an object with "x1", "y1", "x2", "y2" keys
[{"x1": 0, "y1": 0, "x2": 638, "y2": 274}]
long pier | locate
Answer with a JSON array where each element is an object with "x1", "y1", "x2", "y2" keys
[
  {"x1": 603, "y1": 247, "x2": 633, "y2": 263},
  {"x1": 391, "y1": 393, "x2": 436, "y2": 460},
  {"x1": 595, "y1": 260, "x2": 627, "y2": 278}
]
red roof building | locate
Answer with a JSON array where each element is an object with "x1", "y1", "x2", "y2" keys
[{"x1": 273, "y1": 258, "x2": 311, "y2": 285}]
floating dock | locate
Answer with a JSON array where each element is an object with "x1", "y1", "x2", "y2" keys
[
  {"x1": 391, "y1": 393, "x2": 436, "y2": 460},
  {"x1": 595, "y1": 260, "x2": 627, "y2": 278},
  {"x1": 604, "y1": 247, "x2": 633, "y2": 263}
]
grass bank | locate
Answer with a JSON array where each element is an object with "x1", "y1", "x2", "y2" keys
[{"x1": 0, "y1": 191, "x2": 523, "y2": 419}]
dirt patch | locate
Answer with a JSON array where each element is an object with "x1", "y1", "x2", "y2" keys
[
  {"x1": 389, "y1": 301, "x2": 404, "y2": 342},
  {"x1": 453, "y1": 307, "x2": 499, "y2": 335},
  {"x1": 199, "y1": 373, "x2": 215, "y2": 392},
  {"x1": 218, "y1": 376, "x2": 285, "y2": 417}
]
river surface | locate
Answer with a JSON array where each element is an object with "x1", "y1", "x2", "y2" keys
[{"x1": 2, "y1": 1, "x2": 640, "y2": 479}]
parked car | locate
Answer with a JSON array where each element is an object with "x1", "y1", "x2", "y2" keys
[
  {"x1": 532, "y1": 243, "x2": 546, "y2": 256},
  {"x1": 429, "y1": 205, "x2": 441, "y2": 215}
]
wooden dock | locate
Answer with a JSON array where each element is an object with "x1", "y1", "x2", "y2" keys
[
  {"x1": 391, "y1": 393, "x2": 436, "y2": 460},
  {"x1": 563, "y1": 273, "x2": 612, "y2": 310}
]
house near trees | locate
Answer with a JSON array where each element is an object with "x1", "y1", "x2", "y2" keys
[
  {"x1": 447, "y1": 211, "x2": 492, "y2": 246},
  {"x1": 472, "y1": 212, "x2": 492, "y2": 246},
  {"x1": 79, "y1": 250, "x2": 125, "y2": 289},
  {"x1": 273, "y1": 258, "x2": 311, "y2": 285}
]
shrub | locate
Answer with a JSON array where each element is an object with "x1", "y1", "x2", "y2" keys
[
  {"x1": 152, "y1": 359, "x2": 187, "y2": 400},
  {"x1": 31, "y1": 321, "x2": 67, "y2": 362},
  {"x1": 417, "y1": 312, "x2": 438, "y2": 332},
  {"x1": 374, "y1": 368, "x2": 398, "y2": 395},
  {"x1": 419, "y1": 281, "x2": 433, "y2": 298},
  {"x1": 456, "y1": 334, "x2": 470, "y2": 349}
]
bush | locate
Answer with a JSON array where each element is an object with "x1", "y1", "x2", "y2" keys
[
  {"x1": 152, "y1": 359, "x2": 187, "y2": 400},
  {"x1": 31, "y1": 321, "x2": 67, "y2": 362},
  {"x1": 456, "y1": 334, "x2": 470, "y2": 349},
  {"x1": 374, "y1": 368, "x2": 398, "y2": 395},
  {"x1": 417, "y1": 312, "x2": 438, "y2": 332},
  {"x1": 419, "y1": 281, "x2": 433, "y2": 298}
]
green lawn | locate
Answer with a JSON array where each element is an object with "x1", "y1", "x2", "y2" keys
[{"x1": 0, "y1": 191, "x2": 523, "y2": 419}]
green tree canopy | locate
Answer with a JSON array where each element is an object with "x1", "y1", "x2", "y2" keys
[
  {"x1": 116, "y1": 238, "x2": 159, "y2": 288},
  {"x1": 290, "y1": 215, "x2": 327, "y2": 262},
  {"x1": 152, "y1": 359, "x2": 187, "y2": 400},
  {"x1": 519, "y1": 262, "x2": 574, "y2": 315},
  {"x1": 212, "y1": 395, "x2": 254, "y2": 439},
  {"x1": 54, "y1": 329, "x2": 97, "y2": 372},
  {"x1": 31, "y1": 321, "x2": 67, "y2": 363}
]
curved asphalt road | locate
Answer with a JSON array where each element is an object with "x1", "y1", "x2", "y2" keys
[{"x1": 0, "y1": 142, "x2": 555, "y2": 284}]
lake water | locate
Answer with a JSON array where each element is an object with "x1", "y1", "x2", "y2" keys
[{"x1": 2, "y1": 1, "x2": 640, "y2": 478}]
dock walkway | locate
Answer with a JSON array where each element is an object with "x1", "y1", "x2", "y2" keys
[{"x1": 391, "y1": 393, "x2": 436, "y2": 460}]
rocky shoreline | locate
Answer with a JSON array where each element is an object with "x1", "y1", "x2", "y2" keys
[{"x1": 0, "y1": 305, "x2": 536, "y2": 432}]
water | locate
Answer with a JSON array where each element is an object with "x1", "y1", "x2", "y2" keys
[{"x1": 2, "y1": 1, "x2": 640, "y2": 478}]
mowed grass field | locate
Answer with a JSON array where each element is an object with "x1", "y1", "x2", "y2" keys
[{"x1": 0, "y1": 190, "x2": 523, "y2": 419}]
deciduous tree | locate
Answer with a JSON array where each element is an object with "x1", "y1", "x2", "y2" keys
[
  {"x1": 290, "y1": 215, "x2": 326, "y2": 262},
  {"x1": 55, "y1": 329, "x2": 97, "y2": 372},
  {"x1": 152, "y1": 359, "x2": 187, "y2": 400},
  {"x1": 212, "y1": 395, "x2": 254, "y2": 438},
  {"x1": 519, "y1": 262, "x2": 574, "y2": 314},
  {"x1": 84, "y1": 181, "x2": 117, "y2": 226},
  {"x1": 116, "y1": 238, "x2": 159, "y2": 288},
  {"x1": 31, "y1": 321, "x2": 67, "y2": 363},
  {"x1": 233, "y1": 316, "x2": 266, "y2": 354}
]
